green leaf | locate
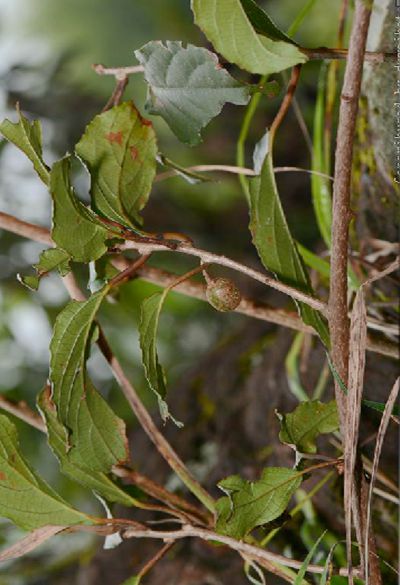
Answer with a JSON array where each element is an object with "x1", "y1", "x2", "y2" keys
[
  {"x1": 249, "y1": 147, "x2": 329, "y2": 345},
  {"x1": 294, "y1": 531, "x2": 326, "y2": 584},
  {"x1": 239, "y1": 0, "x2": 295, "y2": 43},
  {"x1": 49, "y1": 287, "x2": 129, "y2": 472},
  {"x1": 139, "y1": 291, "x2": 181, "y2": 426},
  {"x1": 120, "y1": 577, "x2": 141, "y2": 585},
  {"x1": 0, "y1": 414, "x2": 92, "y2": 530},
  {"x1": 191, "y1": 0, "x2": 307, "y2": 75},
  {"x1": 37, "y1": 386, "x2": 135, "y2": 507},
  {"x1": 216, "y1": 467, "x2": 302, "y2": 538},
  {"x1": 278, "y1": 400, "x2": 339, "y2": 454},
  {"x1": 0, "y1": 106, "x2": 50, "y2": 185},
  {"x1": 311, "y1": 65, "x2": 332, "y2": 248},
  {"x1": 297, "y1": 243, "x2": 331, "y2": 281},
  {"x1": 135, "y1": 41, "x2": 250, "y2": 146},
  {"x1": 50, "y1": 157, "x2": 110, "y2": 262},
  {"x1": 75, "y1": 101, "x2": 157, "y2": 226},
  {"x1": 18, "y1": 248, "x2": 71, "y2": 291}
]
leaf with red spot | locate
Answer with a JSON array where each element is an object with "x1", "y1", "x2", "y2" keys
[{"x1": 75, "y1": 102, "x2": 157, "y2": 227}]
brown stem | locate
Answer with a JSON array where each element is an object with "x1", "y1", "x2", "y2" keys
[
  {"x1": 0, "y1": 395, "x2": 46, "y2": 432},
  {"x1": 112, "y1": 466, "x2": 210, "y2": 525},
  {"x1": 121, "y1": 524, "x2": 361, "y2": 578},
  {"x1": 136, "y1": 542, "x2": 175, "y2": 580},
  {"x1": 121, "y1": 238, "x2": 327, "y2": 313},
  {"x1": 102, "y1": 75, "x2": 129, "y2": 112},
  {"x1": 329, "y1": 1, "x2": 382, "y2": 582},
  {"x1": 108, "y1": 254, "x2": 151, "y2": 288},
  {"x1": 329, "y1": 0, "x2": 371, "y2": 431},
  {"x1": 269, "y1": 65, "x2": 302, "y2": 145},
  {"x1": 302, "y1": 47, "x2": 394, "y2": 63},
  {"x1": 0, "y1": 211, "x2": 396, "y2": 359}
]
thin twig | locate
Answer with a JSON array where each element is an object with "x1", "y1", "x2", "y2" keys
[
  {"x1": 154, "y1": 164, "x2": 333, "y2": 182},
  {"x1": 92, "y1": 63, "x2": 144, "y2": 79},
  {"x1": 0, "y1": 395, "x2": 46, "y2": 432},
  {"x1": 269, "y1": 65, "x2": 302, "y2": 145},
  {"x1": 122, "y1": 524, "x2": 360, "y2": 577},
  {"x1": 108, "y1": 254, "x2": 151, "y2": 288},
  {"x1": 91, "y1": 49, "x2": 395, "y2": 82},
  {"x1": 365, "y1": 378, "x2": 400, "y2": 584},
  {"x1": 136, "y1": 541, "x2": 175, "y2": 580},
  {"x1": 301, "y1": 47, "x2": 394, "y2": 62},
  {"x1": 0, "y1": 211, "x2": 397, "y2": 359},
  {"x1": 112, "y1": 466, "x2": 210, "y2": 525},
  {"x1": 120, "y1": 239, "x2": 327, "y2": 313}
]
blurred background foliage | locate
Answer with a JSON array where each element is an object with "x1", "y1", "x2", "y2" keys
[{"x1": 0, "y1": 1, "x2": 355, "y2": 583}]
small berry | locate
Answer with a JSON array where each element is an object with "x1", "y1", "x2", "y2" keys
[{"x1": 206, "y1": 278, "x2": 241, "y2": 312}]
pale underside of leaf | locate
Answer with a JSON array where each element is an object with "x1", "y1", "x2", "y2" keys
[
  {"x1": 191, "y1": 0, "x2": 307, "y2": 75},
  {"x1": 49, "y1": 288, "x2": 129, "y2": 474},
  {"x1": 135, "y1": 40, "x2": 249, "y2": 145},
  {"x1": 75, "y1": 101, "x2": 157, "y2": 226},
  {"x1": 0, "y1": 415, "x2": 91, "y2": 530},
  {"x1": 216, "y1": 467, "x2": 302, "y2": 538}
]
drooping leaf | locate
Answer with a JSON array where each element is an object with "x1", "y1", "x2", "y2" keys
[
  {"x1": 239, "y1": 0, "x2": 295, "y2": 43},
  {"x1": 135, "y1": 41, "x2": 250, "y2": 146},
  {"x1": 139, "y1": 290, "x2": 181, "y2": 426},
  {"x1": 249, "y1": 146, "x2": 329, "y2": 345},
  {"x1": 49, "y1": 287, "x2": 129, "y2": 472},
  {"x1": 0, "y1": 414, "x2": 92, "y2": 530},
  {"x1": 38, "y1": 386, "x2": 135, "y2": 507},
  {"x1": 18, "y1": 248, "x2": 71, "y2": 291},
  {"x1": 75, "y1": 101, "x2": 157, "y2": 226},
  {"x1": 216, "y1": 467, "x2": 302, "y2": 538},
  {"x1": 278, "y1": 400, "x2": 339, "y2": 454},
  {"x1": 50, "y1": 157, "x2": 110, "y2": 262},
  {"x1": 0, "y1": 106, "x2": 50, "y2": 185},
  {"x1": 191, "y1": 0, "x2": 307, "y2": 75}
]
